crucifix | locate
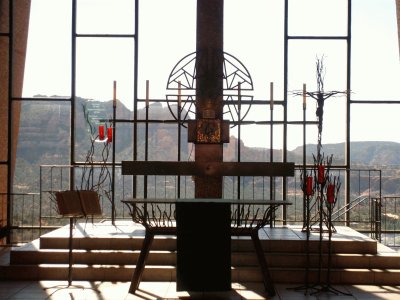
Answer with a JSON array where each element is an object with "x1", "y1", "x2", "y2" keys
[{"x1": 122, "y1": 0, "x2": 295, "y2": 293}]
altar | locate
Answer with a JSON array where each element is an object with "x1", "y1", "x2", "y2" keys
[{"x1": 122, "y1": 197, "x2": 292, "y2": 296}]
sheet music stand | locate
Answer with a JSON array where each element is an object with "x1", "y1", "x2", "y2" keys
[
  {"x1": 78, "y1": 190, "x2": 103, "y2": 217},
  {"x1": 55, "y1": 191, "x2": 84, "y2": 287},
  {"x1": 45, "y1": 190, "x2": 102, "y2": 296},
  {"x1": 77, "y1": 190, "x2": 103, "y2": 227}
]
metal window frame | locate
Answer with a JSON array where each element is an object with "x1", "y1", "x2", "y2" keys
[{"x1": 5, "y1": 0, "x2": 400, "y2": 240}]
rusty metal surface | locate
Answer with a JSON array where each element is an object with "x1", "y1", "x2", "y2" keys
[
  {"x1": 122, "y1": 160, "x2": 295, "y2": 176},
  {"x1": 122, "y1": 199, "x2": 291, "y2": 231},
  {"x1": 123, "y1": 197, "x2": 288, "y2": 297}
]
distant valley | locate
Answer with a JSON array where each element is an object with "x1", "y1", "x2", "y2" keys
[{"x1": 13, "y1": 97, "x2": 400, "y2": 196}]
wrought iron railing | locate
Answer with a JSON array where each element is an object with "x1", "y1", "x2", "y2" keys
[
  {"x1": 2, "y1": 165, "x2": 391, "y2": 246},
  {"x1": 0, "y1": 192, "x2": 41, "y2": 244},
  {"x1": 380, "y1": 196, "x2": 400, "y2": 249}
]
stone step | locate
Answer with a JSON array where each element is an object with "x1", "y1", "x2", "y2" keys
[
  {"x1": 234, "y1": 252, "x2": 400, "y2": 269},
  {"x1": 39, "y1": 235, "x2": 177, "y2": 251},
  {"x1": 10, "y1": 240, "x2": 400, "y2": 269},
  {"x1": 4, "y1": 223, "x2": 396, "y2": 286},
  {"x1": 269, "y1": 268, "x2": 400, "y2": 286},
  {"x1": 10, "y1": 246, "x2": 400, "y2": 270},
  {"x1": 38, "y1": 222, "x2": 379, "y2": 254},
  {"x1": 39, "y1": 235, "x2": 377, "y2": 255},
  {"x1": 1, "y1": 264, "x2": 400, "y2": 286}
]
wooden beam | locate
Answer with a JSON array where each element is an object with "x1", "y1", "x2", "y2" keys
[{"x1": 121, "y1": 161, "x2": 295, "y2": 177}]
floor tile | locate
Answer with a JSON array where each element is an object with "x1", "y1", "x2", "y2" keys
[{"x1": 0, "y1": 281, "x2": 399, "y2": 300}]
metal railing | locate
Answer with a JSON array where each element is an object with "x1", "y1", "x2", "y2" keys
[
  {"x1": 2, "y1": 165, "x2": 391, "y2": 246},
  {"x1": 330, "y1": 195, "x2": 381, "y2": 241},
  {"x1": 380, "y1": 196, "x2": 400, "y2": 249},
  {"x1": 331, "y1": 195, "x2": 369, "y2": 221},
  {"x1": 1, "y1": 193, "x2": 41, "y2": 244}
]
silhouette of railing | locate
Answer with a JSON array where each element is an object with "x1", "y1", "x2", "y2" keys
[
  {"x1": 0, "y1": 192, "x2": 41, "y2": 244},
  {"x1": 380, "y1": 196, "x2": 400, "y2": 249},
  {"x1": 3, "y1": 165, "x2": 392, "y2": 247},
  {"x1": 331, "y1": 195, "x2": 369, "y2": 221},
  {"x1": 329, "y1": 195, "x2": 381, "y2": 241}
]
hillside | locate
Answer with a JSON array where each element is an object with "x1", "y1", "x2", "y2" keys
[
  {"x1": 13, "y1": 96, "x2": 400, "y2": 195},
  {"x1": 292, "y1": 141, "x2": 400, "y2": 166}
]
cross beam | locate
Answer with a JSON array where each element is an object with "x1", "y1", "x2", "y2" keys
[{"x1": 121, "y1": 161, "x2": 295, "y2": 177}]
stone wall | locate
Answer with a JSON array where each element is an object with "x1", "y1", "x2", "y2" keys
[{"x1": 0, "y1": 0, "x2": 31, "y2": 241}]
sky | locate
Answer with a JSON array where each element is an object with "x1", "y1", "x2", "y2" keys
[{"x1": 22, "y1": 0, "x2": 400, "y2": 150}]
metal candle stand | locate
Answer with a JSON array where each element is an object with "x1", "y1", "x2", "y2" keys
[
  {"x1": 290, "y1": 64, "x2": 350, "y2": 295},
  {"x1": 309, "y1": 158, "x2": 351, "y2": 296},
  {"x1": 292, "y1": 156, "x2": 350, "y2": 296},
  {"x1": 290, "y1": 171, "x2": 314, "y2": 294}
]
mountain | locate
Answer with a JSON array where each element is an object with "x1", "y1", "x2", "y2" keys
[
  {"x1": 13, "y1": 96, "x2": 400, "y2": 194},
  {"x1": 292, "y1": 141, "x2": 400, "y2": 166}
]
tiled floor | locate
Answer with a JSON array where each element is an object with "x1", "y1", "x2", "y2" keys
[{"x1": 0, "y1": 280, "x2": 400, "y2": 299}]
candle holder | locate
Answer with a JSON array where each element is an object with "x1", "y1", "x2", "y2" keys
[
  {"x1": 310, "y1": 153, "x2": 332, "y2": 233},
  {"x1": 290, "y1": 57, "x2": 350, "y2": 296},
  {"x1": 107, "y1": 127, "x2": 113, "y2": 143},
  {"x1": 290, "y1": 171, "x2": 316, "y2": 294},
  {"x1": 80, "y1": 103, "x2": 113, "y2": 217},
  {"x1": 309, "y1": 174, "x2": 351, "y2": 296},
  {"x1": 325, "y1": 177, "x2": 339, "y2": 288},
  {"x1": 98, "y1": 125, "x2": 105, "y2": 140}
]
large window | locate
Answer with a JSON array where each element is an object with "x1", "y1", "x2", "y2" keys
[{"x1": 11, "y1": 0, "x2": 400, "y2": 224}]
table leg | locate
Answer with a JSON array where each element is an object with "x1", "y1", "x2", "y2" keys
[
  {"x1": 251, "y1": 230, "x2": 275, "y2": 297},
  {"x1": 129, "y1": 230, "x2": 154, "y2": 294}
]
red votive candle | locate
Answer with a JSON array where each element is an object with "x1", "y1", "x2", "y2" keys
[
  {"x1": 107, "y1": 127, "x2": 113, "y2": 143},
  {"x1": 317, "y1": 165, "x2": 325, "y2": 184},
  {"x1": 327, "y1": 184, "x2": 335, "y2": 203},
  {"x1": 306, "y1": 176, "x2": 313, "y2": 196},
  {"x1": 98, "y1": 125, "x2": 105, "y2": 140}
]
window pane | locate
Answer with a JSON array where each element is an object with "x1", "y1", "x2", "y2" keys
[
  {"x1": 352, "y1": 0, "x2": 400, "y2": 100},
  {"x1": 139, "y1": 0, "x2": 196, "y2": 100},
  {"x1": 77, "y1": 0, "x2": 135, "y2": 35},
  {"x1": 288, "y1": 40, "x2": 347, "y2": 152},
  {"x1": 76, "y1": 38, "x2": 134, "y2": 110},
  {"x1": 288, "y1": 40, "x2": 347, "y2": 97},
  {"x1": 15, "y1": 101, "x2": 71, "y2": 193},
  {"x1": 23, "y1": 0, "x2": 72, "y2": 98},
  {"x1": 288, "y1": 0, "x2": 348, "y2": 36},
  {"x1": 75, "y1": 99, "x2": 134, "y2": 164},
  {"x1": 351, "y1": 104, "x2": 400, "y2": 147},
  {"x1": 225, "y1": 0, "x2": 285, "y2": 100}
]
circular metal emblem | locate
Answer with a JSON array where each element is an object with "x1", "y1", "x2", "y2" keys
[{"x1": 166, "y1": 51, "x2": 254, "y2": 127}]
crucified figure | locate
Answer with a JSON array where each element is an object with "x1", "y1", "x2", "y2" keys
[{"x1": 293, "y1": 56, "x2": 347, "y2": 153}]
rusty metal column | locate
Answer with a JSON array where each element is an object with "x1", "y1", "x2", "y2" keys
[
  {"x1": 195, "y1": 0, "x2": 224, "y2": 196},
  {"x1": 176, "y1": 0, "x2": 231, "y2": 292}
]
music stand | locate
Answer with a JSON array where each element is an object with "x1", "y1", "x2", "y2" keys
[
  {"x1": 44, "y1": 190, "x2": 101, "y2": 297},
  {"x1": 78, "y1": 190, "x2": 103, "y2": 227},
  {"x1": 55, "y1": 190, "x2": 85, "y2": 286}
]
